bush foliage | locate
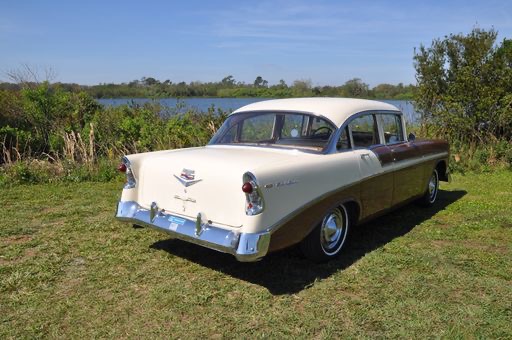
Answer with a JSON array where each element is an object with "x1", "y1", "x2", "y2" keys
[
  {"x1": 0, "y1": 83, "x2": 227, "y2": 185},
  {"x1": 414, "y1": 28, "x2": 512, "y2": 170}
]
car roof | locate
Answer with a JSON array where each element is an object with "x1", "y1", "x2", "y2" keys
[{"x1": 232, "y1": 97, "x2": 401, "y2": 127}]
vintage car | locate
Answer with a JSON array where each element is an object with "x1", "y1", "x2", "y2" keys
[{"x1": 116, "y1": 98, "x2": 449, "y2": 262}]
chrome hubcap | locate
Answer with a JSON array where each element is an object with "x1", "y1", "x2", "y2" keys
[
  {"x1": 428, "y1": 171, "x2": 438, "y2": 202},
  {"x1": 320, "y1": 208, "x2": 346, "y2": 254}
]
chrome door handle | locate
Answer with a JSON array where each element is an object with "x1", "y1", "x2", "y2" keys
[{"x1": 360, "y1": 153, "x2": 370, "y2": 159}]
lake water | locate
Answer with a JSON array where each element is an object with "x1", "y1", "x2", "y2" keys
[{"x1": 97, "y1": 98, "x2": 419, "y2": 123}]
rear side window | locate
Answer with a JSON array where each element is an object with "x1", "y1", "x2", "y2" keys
[
  {"x1": 380, "y1": 114, "x2": 404, "y2": 144},
  {"x1": 349, "y1": 114, "x2": 379, "y2": 148},
  {"x1": 239, "y1": 114, "x2": 275, "y2": 142},
  {"x1": 281, "y1": 114, "x2": 306, "y2": 138},
  {"x1": 311, "y1": 117, "x2": 332, "y2": 135}
]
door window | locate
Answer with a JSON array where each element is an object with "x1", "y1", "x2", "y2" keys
[
  {"x1": 349, "y1": 114, "x2": 379, "y2": 148},
  {"x1": 380, "y1": 114, "x2": 404, "y2": 144}
]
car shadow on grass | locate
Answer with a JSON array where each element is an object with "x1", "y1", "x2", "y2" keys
[{"x1": 150, "y1": 189, "x2": 466, "y2": 295}]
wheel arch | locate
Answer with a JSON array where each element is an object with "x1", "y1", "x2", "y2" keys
[
  {"x1": 342, "y1": 199, "x2": 361, "y2": 226},
  {"x1": 436, "y1": 160, "x2": 449, "y2": 182},
  {"x1": 267, "y1": 194, "x2": 361, "y2": 253}
]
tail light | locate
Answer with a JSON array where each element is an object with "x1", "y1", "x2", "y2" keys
[
  {"x1": 242, "y1": 182, "x2": 253, "y2": 193},
  {"x1": 117, "y1": 163, "x2": 127, "y2": 173},
  {"x1": 120, "y1": 156, "x2": 136, "y2": 189},
  {"x1": 242, "y1": 172, "x2": 264, "y2": 215}
]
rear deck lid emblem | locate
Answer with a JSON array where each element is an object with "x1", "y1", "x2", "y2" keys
[{"x1": 174, "y1": 168, "x2": 202, "y2": 187}]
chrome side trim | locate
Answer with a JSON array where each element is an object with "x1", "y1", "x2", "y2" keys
[
  {"x1": 116, "y1": 201, "x2": 270, "y2": 262},
  {"x1": 392, "y1": 152, "x2": 448, "y2": 171}
]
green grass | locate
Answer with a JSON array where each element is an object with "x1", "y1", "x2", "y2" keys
[{"x1": 1, "y1": 172, "x2": 511, "y2": 338}]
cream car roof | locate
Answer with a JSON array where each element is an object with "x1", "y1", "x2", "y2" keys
[{"x1": 232, "y1": 97, "x2": 401, "y2": 127}]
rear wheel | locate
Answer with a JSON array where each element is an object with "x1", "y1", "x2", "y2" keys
[
  {"x1": 417, "y1": 169, "x2": 439, "y2": 207},
  {"x1": 300, "y1": 204, "x2": 350, "y2": 263}
]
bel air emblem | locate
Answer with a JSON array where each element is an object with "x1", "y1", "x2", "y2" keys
[{"x1": 174, "y1": 168, "x2": 202, "y2": 187}]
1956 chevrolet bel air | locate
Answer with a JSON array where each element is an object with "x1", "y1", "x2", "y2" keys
[{"x1": 116, "y1": 98, "x2": 449, "y2": 262}]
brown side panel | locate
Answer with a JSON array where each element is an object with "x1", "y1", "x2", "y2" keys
[
  {"x1": 371, "y1": 145, "x2": 393, "y2": 166},
  {"x1": 392, "y1": 162, "x2": 424, "y2": 204},
  {"x1": 389, "y1": 142, "x2": 423, "y2": 204},
  {"x1": 414, "y1": 139, "x2": 449, "y2": 157},
  {"x1": 359, "y1": 171, "x2": 394, "y2": 219},
  {"x1": 361, "y1": 146, "x2": 394, "y2": 218},
  {"x1": 414, "y1": 139, "x2": 450, "y2": 182},
  {"x1": 390, "y1": 142, "x2": 420, "y2": 162},
  {"x1": 268, "y1": 184, "x2": 360, "y2": 253}
]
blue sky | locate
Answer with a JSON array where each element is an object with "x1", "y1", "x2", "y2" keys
[{"x1": 1, "y1": 0, "x2": 511, "y2": 86}]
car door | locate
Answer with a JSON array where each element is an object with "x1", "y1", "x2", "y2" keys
[
  {"x1": 347, "y1": 113, "x2": 394, "y2": 219},
  {"x1": 378, "y1": 113, "x2": 423, "y2": 205}
]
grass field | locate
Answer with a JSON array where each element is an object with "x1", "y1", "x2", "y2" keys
[{"x1": 1, "y1": 171, "x2": 511, "y2": 338}]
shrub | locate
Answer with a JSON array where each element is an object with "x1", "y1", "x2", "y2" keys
[
  {"x1": 0, "y1": 87, "x2": 228, "y2": 184},
  {"x1": 414, "y1": 28, "x2": 512, "y2": 171}
]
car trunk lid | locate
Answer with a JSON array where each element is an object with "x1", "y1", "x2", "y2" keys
[{"x1": 136, "y1": 145, "x2": 298, "y2": 227}]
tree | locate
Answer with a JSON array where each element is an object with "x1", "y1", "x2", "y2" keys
[
  {"x1": 142, "y1": 77, "x2": 158, "y2": 86},
  {"x1": 372, "y1": 83, "x2": 397, "y2": 98},
  {"x1": 221, "y1": 75, "x2": 236, "y2": 87},
  {"x1": 254, "y1": 76, "x2": 264, "y2": 87},
  {"x1": 414, "y1": 27, "x2": 512, "y2": 143},
  {"x1": 292, "y1": 79, "x2": 312, "y2": 96},
  {"x1": 341, "y1": 78, "x2": 369, "y2": 98}
]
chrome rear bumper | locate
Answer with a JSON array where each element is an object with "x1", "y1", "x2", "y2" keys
[{"x1": 115, "y1": 201, "x2": 270, "y2": 262}]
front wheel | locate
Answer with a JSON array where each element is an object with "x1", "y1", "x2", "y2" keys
[
  {"x1": 417, "y1": 169, "x2": 439, "y2": 207},
  {"x1": 300, "y1": 205, "x2": 350, "y2": 263}
]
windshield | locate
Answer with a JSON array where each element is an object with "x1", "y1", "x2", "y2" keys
[{"x1": 209, "y1": 111, "x2": 336, "y2": 151}]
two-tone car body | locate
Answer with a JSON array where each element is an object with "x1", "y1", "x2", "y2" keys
[{"x1": 116, "y1": 98, "x2": 449, "y2": 262}]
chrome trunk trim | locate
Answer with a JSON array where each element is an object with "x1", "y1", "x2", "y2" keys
[{"x1": 116, "y1": 201, "x2": 270, "y2": 262}]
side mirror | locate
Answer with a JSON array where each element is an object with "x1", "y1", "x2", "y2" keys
[{"x1": 408, "y1": 132, "x2": 416, "y2": 142}]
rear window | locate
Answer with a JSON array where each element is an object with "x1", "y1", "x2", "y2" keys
[{"x1": 209, "y1": 112, "x2": 336, "y2": 151}]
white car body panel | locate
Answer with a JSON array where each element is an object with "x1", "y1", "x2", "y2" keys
[{"x1": 120, "y1": 145, "x2": 372, "y2": 233}]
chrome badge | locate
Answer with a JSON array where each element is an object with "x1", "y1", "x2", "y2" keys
[
  {"x1": 174, "y1": 168, "x2": 202, "y2": 187},
  {"x1": 263, "y1": 179, "x2": 299, "y2": 189}
]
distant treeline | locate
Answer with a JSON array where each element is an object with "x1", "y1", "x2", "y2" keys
[{"x1": 0, "y1": 76, "x2": 415, "y2": 100}]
